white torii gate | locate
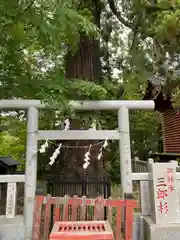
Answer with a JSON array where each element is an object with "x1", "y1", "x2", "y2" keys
[{"x1": 0, "y1": 99, "x2": 154, "y2": 239}]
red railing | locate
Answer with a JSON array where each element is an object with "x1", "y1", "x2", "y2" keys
[{"x1": 32, "y1": 195, "x2": 137, "y2": 240}]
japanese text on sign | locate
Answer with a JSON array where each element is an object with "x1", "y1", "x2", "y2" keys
[
  {"x1": 156, "y1": 177, "x2": 168, "y2": 214},
  {"x1": 167, "y1": 168, "x2": 175, "y2": 192}
]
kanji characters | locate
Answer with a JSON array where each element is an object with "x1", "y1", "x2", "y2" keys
[
  {"x1": 167, "y1": 168, "x2": 175, "y2": 192},
  {"x1": 158, "y1": 201, "x2": 168, "y2": 214},
  {"x1": 157, "y1": 189, "x2": 168, "y2": 200},
  {"x1": 156, "y1": 176, "x2": 169, "y2": 214}
]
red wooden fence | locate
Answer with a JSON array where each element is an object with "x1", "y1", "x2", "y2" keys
[{"x1": 32, "y1": 195, "x2": 137, "y2": 240}]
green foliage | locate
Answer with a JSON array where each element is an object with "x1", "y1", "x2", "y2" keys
[
  {"x1": 68, "y1": 80, "x2": 107, "y2": 100},
  {"x1": 154, "y1": 9, "x2": 180, "y2": 49},
  {"x1": 0, "y1": 116, "x2": 26, "y2": 164},
  {"x1": 0, "y1": 0, "x2": 98, "y2": 104},
  {"x1": 172, "y1": 88, "x2": 180, "y2": 107},
  {"x1": 0, "y1": 132, "x2": 25, "y2": 164}
]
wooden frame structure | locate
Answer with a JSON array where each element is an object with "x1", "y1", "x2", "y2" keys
[{"x1": 0, "y1": 99, "x2": 154, "y2": 239}]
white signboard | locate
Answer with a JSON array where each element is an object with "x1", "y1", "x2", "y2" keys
[
  {"x1": 148, "y1": 161, "x2": 180, "y2": 224},
  {"x1": 6, "y1": 183, "x2": 17, "y2": 218}
]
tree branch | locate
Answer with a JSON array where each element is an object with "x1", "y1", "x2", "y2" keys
[
  {"x1": 144, "y1": 3, "x2": 176, "y2": 12},
  {"x1": 107, "y1": 0, "x2": 170, "y2": 38},
  {"x1": 107, "y1": 0, "x2": 135, "y2": 30}
]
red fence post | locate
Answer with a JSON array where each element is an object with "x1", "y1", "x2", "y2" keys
[
  {"x1": 32, "y1": 195, "x2": 44, "y2": 240},
  {"x1": 124, "y1": 200, "x2": 137, "y2": 240},
  {"x1": 43, "y1": 195, "x2": 52, "y2": 240}
]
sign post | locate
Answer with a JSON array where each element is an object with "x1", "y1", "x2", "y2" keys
[{"x1": 148, "y1": 159, "x2": 180, "y2": 224}]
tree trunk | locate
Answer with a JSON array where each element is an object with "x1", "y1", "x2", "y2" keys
[
  {"x1": 65, "y1": 35, "x2": 101, "y2": 82},
  {"x1": 59, "y1": 1, "x2": 104, "y2": 182},
  {"x1": 65, "y1": 0, "x2": 102, "y2": 83}
]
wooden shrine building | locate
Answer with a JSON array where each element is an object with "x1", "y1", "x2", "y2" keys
[{"x1": 144, "y1": 79, "x2": 180, "y2": 161}]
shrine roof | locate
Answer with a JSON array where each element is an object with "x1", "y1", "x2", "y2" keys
[{"x1": 0, "y1": 156, "x2": 20, "y2": 166}]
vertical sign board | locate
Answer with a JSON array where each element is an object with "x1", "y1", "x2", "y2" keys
[
  {"x1": 6, "y1": 183, "x2": 17, "y2": 218},
  {"x1": 148, "y1": 161, "x2": 180, "y2": 224},
  {"x1": 140, "y1": 181, "x2": 151, "y2": 215}
]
